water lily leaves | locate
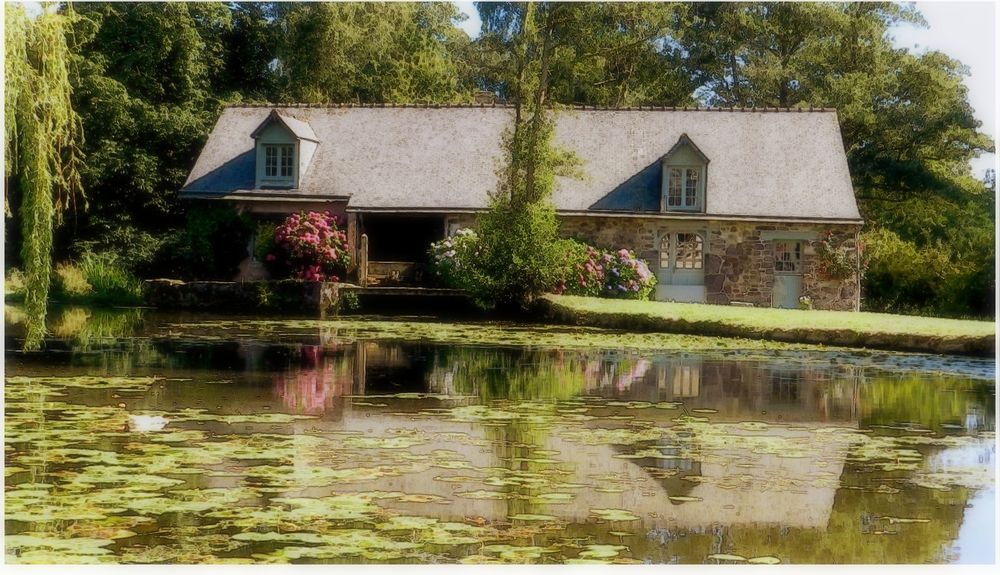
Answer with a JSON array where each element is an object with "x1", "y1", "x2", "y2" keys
[
  {"x1": 460, "y1": 554, "x2": 505, "y2": 564},
  {"x1": 579, "y1": 544, "x2": 627, "y2": 559},
  {"x1": 532, "y1": 492, "x2": 575, "y2": 502},
  {"x1": 376, "y1": 515, "x2": 439, "y2": 531},
  {"x1": 483, "y1": 544, "x2": 548, "y2": 562},
  {"x1": 455, "y1": 490, "x2": 516, "y2": 500},
  {"x1": 590, "y1": 509, "x2": 640, "y2": 522},
  {"x1": 343, "y1": 435, "x2": 428, "y2": 450},
  {"x1": 172, "y1": 409, "x2": 316, "y2": 425},
  {"x1": 272, "y1": 494, "x2": 382, "y2": 522},
  {"x1": 708, "y1": 553, "x2": 747, "y2": 562},
  {"x1": 6, "y1": 375, "x2": 158, "y2": 391},
  {"x1": 249, "y1": 530, "x2": 421, "y2": 562},
  {"x1": 654, "y1": 402, "x2": 682, "y2": 409},
  {"x1": 748, "y1": 556, "x2": 781, "y2": 564},
  {"x1": 6, "y1": 534, "x2": 115, "y2": 564},
  {"x1": 509, "y1": 514, "x2": 560, "y2": 522},
  {"x1": 232, "y1": 531, "x2": 324, "y2": 544}
]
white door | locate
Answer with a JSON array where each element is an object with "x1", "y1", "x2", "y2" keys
[
  {"x1": 772, "y1": 240, "x2": 803, "y2": 309},
  {"x1": 655, "y1": 231, "x2": 706, "y2": 302}
]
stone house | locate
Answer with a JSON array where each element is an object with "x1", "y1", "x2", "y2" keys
[{"x1": 181, "y1": 104, "x2": 863, "y2": 310}]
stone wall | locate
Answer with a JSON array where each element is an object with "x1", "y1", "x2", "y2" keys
[{"x1": 558, "y1": 215, "x2": 861, "y2": 311}]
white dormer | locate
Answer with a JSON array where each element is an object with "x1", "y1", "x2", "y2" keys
[
  {"x1": 661, "y1": 134, "x2": 709, "y2": 213},
  {"x1": 251, "y1": 110, "x2": 319, "y2": 189}
]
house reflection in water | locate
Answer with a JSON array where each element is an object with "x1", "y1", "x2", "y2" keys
[{"x1": 255, "y1": 341, "x2": 868, "y2": 532}]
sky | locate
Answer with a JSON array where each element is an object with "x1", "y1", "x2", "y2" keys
[{"x1": 454, "y1": 1, "x2": 996, "y2": 179}]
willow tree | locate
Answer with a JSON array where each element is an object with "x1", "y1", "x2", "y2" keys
[{"x1": 5, "y1": 4, "x2": 85, "y2": 350}]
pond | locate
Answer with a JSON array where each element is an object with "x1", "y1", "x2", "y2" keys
[{"x1": 4, "y1": 306, "x2": 996, "y2": 564}]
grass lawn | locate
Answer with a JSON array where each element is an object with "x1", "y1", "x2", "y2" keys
[{"x1": 543, "y1": 295, "x2": 995, "y2": 355}]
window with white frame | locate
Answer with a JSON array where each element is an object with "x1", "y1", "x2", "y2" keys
[
  {"x1": 665, "y1": 166, "x2": 703, "y2": 211},
  {"x1": 263, "y1": 144, "x2": 295, "y2": 180},
  {"x1": 675, "y1": 233, "x2": 704, "y2": 269}
]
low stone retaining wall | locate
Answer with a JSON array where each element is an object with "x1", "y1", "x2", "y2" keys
[
  {"x1": 143, "y1": 279, "x2": 342, "y2": 315},
  {"x1": 142, "y1": 280, "x2": 479, "y2": 317},
  {"x1": 537, "y1": 296, "x2": 995, "y2": 357}
]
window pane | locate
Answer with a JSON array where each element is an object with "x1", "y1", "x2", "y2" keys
[
  {"x1": 264, "y1": 146, "x2": 277, "y2": 177},
  {"x1": 675, "y1": 233, "x2": 703, "y2": 270},
  {"x1": 280, "y1": 145, "x2": 295, "y2": 177},
  {"x1": 668, "y1": 168, "x2": 682, "y2": 206},
  {"x1": 774, "y1": 240, "x2": 801, "y2": 273},
  {"x1": 685, "y1": 169, "x2": 699, "y2": 207},
  {"x1": 659, "y1": 234, "x2": 670, "y2": 269}
]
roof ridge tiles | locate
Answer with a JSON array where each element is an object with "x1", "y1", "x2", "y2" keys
[{"x1": 222, "y1": 102, "x2": 835, "y2": 112}]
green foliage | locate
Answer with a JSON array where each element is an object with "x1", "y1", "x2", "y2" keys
[
  {"x1": 153, "y1": 207, "x2": 253, "y2": 281},
  {"x1": 253, "y1": 222, "x2": 278, "y2": 262},
  {"x1": 5, "y1": 4, "x2": 86, "y2": 350},
  {"x1": 428, "y1": 229, "x2": 483, "y2": 291},
  {"x1": 475, "y1": 199, "x2": 563, "y2": 310},
  {"x1": 861, "y1": 227, "x2": 994, "y2": 318},
  {"x1": 814, "y1": 232, "x2": 862, "y2": 280},
  {"x1": 278, "y1": 2, "x2": 472, "y2": 103},
  {"x1": 63, "y1": 3, "x2": 232, "y2": 270},
  {"x1": 77, "y1": 252, "x2": 143, "y2": 306}
]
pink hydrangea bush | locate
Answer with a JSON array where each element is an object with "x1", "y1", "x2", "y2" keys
[
  {"x1": 602, "y1": 248, "x2": 656, "y2": 299},
  {"x1": 553, "y1": 239, "x2": 655, "y2": 300},
  {"x1": 266, "y1": 211, "x2": 351, "y2": 282},
  {"x1": 553, "y1": 239, "x2": 605, "y2": 297}
]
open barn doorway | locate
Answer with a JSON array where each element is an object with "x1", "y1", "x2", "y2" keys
[{"x1": 359, "y1": 213, "x2": 446, "y2": 286}]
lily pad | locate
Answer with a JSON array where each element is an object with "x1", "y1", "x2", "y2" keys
[
  {"x1": 590, "y1": 508, "x2": 641, "y2": 522},
  {"x1": 748, "y1": 556, "x2": 781, "y2": 564}
]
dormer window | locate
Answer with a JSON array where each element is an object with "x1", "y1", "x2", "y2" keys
[
  {"x1": 667, "y1": 167, "x2": 702, "y2": 209},
  {"x1": 251, "y1": 109, "x2": 319, "y2": 190},
  {"x1": 264, "y1": 144, "x2": 295, "y2": 179},
  {"x1": 661, "y1": 134, "x2": 709, "y2": 213}
]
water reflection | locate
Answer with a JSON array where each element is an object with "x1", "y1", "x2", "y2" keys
[{"x1": 4, "y1": 308, "x2": 996, "y2": 565}]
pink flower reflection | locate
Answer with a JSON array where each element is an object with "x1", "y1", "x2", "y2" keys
[{"x1": 273, "y1": 347, "x2": 351, "y2": 414}]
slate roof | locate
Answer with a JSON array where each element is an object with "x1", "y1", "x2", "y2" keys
[
  {"x1": 182, "y1": 104, "x2": 862, "y2": 222},
  {"x1": 250, "y1": 110, "x2": 318, "y2": 142}
]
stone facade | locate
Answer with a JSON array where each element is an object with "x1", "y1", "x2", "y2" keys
[
  {"x1": 344, "y1": 211, "x2": 860, "y2": 312},
  {"x1": 558, "y1": 215, "x2": 861, "y2": 311}
]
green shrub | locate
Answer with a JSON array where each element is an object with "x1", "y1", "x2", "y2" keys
[
  {"x1": 53, "y1": 262, "x2": 93, "y2": 298},
  {"x1": 73, "y1": 218, "x2": 167, "y2": 277},
  {"x1": 428, "y1": 228, "x2": 483, "y2": 290},
  {"x1": 473, "y1": 199, "x2": 563, "y2": 309},
  {"x1": 149, "y1": 207, "x2": 254, "y2": 281},
  {"x1": 78, "y1": 252, "x2": 143, "y2": 306},
  {"x1": 254, "y1": 221, "x2": 278, "y2": 262}
]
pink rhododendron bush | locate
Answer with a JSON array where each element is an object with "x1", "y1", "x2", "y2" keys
[
  {"x1": 430, "y1": 232, "x2": 655, "y2": 300},
  {"x1": 266, "y1": 211, "x2": 351, "y2": 281}
]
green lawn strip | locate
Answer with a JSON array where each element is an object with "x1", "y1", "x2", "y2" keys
[{"x1": 542, "y1": 295, "x2": 995, "y2": 357}]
